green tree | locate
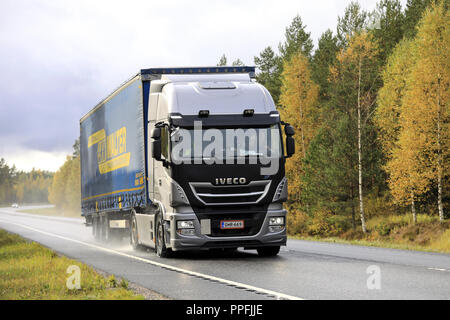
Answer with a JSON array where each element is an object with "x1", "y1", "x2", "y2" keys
[
  {"x1": 337, "y1": 1, "x2": 368, "y2": 48},
  {"x1": 254, "y1": 46, "x2": 282, "y2": 104},
  {"x1": 370, "y1": 0, "x2": 405, "y2": 65},
  {"x1": 328, "y1": 32, "x2": 381, "y2": 232},
  {"x1": 403, "y1": 0, "x2": 434, "y2": 38},
  {"x1": 72, "y1": 138, "x2": 80, "y2": 158},
  {"x1": 302, "y1": 113, "x2": 359, "y2": 228},
  {"x1": 311, "y1": 29, "x2": 339, "y2": 104},
  {"x1": 0, "y1": 158, "x2": 17, "y2": 204},
  {"x1": 279, "y1": 14, "x2": 314, "y2": 61},
  {"x1": 231, "y1": 58, "x2": 244, "y2": 66},
  {"x1": 217, "y1": 54, "x2": 227, "y2": 66}
]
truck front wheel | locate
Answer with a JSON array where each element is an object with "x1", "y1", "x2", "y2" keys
[
  {"x1": 130, "y1": 212, "x2": 143, "y2": 251},
  {"x1": 257, "y1": 246, "x2": 280, "y2": 257},
  {"x1": 155, "y1": 214, "x2": 172, "y2": 258}
]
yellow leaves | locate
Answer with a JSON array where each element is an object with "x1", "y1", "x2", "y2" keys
[
  {"x1": 48, "y1": 156, "x2": 80, "y2": 211},
  {"x1": 382, "y1": 1, "x2": 449, "y2": 206},
  {"x1": 279, "y1": 51, "x2": 319, "y2": 203},
  {"x1": 279, "y1": 52, "x2": 319, "y2": 156},
  {"x1": 376, "y1": 39, "x2": 415, "y2": 157},
  {"x1": 335, "y1": 32, "x2": 378, "y2": 69}
]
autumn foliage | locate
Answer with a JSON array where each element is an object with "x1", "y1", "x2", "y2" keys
[
  {"x1": 279, "y1": 52, "x2": 319, "y2": 204},
  {"x1": 379, "y1": 2, "x2": 449, "y2": 222},
  {"x1": 258, "y1": 0, "x2": 448, "y2": 237},
  {"x1": 48, "y1": 155, "x2": 80, "y2": 212}
]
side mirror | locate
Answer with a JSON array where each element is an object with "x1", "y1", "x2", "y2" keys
[
  {"x1": 151, "y1": 127, "x2": 162, "y2": 161},
  {"x1": 151, "y1": 127, "x2": 161, "y2": 139},
  {"x1": 152, "y1": 140, "x2": 162, "y2": 161},
  {"x1": 286, "y1": 136, "x2": 295, "y2": 158},
  {"x1": 283, "y1": 124, "x2": 295, "y2": 158},
  {"x1": 285, "y1": 125, "x2": 295, "y2": 137}
]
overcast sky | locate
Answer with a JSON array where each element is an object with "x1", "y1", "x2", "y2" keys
[{"x1": 0, "y1": 0, "x2": 406, "y2": 172}]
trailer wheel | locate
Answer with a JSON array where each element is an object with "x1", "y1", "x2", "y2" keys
[
  {"x1": 100, "y1": 216, "x2": 110, "y2": 242},
  {"x1": 93, "y1": 217, "x2": 101, "y2": 241},
  {"x1": 155, "y1": 213, "x2": 172, "y2": 258},
  {"x1": 256, "y1": 246, "x2": 280, "y2": 257}
]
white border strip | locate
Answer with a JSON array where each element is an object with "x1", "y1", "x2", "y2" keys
[{"x1": 0, "y1": 219, "x2": 303, "y2": 300}]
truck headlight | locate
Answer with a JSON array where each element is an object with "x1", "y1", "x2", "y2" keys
[
  {"x1": 269, "y1": 217, "x2": 285, "y2": 226},
  {"x1": 178, "y1": 229, "x2": 195, "y2": 236},
  {"x1": 177, "y1": 220, "x2": 195, "y2": 236},
  {"x1": 177, "y1": 220, "x2": 194, "y2": 229}
]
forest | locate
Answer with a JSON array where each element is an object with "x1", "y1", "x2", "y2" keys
[
  {"x1": 0, "y1": 158, "x2": 53, "y2": 205},
  {"x1": 225, "y1": 0, "x2": 449, "y2": 246}
]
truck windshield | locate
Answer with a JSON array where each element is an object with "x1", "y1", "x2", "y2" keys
[{"x1": 170, "y1": 124, "x2": 282, "y2": 163}]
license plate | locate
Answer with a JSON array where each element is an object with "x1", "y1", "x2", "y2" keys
[{"x1": 220, "y1": 220, "x2": 244, "y2": 229}]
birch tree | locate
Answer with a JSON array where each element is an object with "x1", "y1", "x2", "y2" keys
[{"x1": 329, "y1": 32, "x2": 380, "y2": 232}]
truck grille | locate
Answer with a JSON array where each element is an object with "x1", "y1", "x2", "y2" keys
[{"x1": 189, "y1": 181, "x2": 271, "y2": 206}]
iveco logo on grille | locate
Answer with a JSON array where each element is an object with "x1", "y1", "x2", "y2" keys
[{"x1": 215, "y1": 177, "x2": 247, "y2": 185}]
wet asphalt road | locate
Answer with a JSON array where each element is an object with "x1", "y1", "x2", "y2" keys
[{"x1": 0, "y1": 206, "x2": 449, "y2": 300}]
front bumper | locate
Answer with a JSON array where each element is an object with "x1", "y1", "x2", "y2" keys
[{"x1": 166, "y1": 208, "x2": 287, "y2": 251}]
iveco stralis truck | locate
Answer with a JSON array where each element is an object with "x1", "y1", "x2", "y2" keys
[{"x1": 80, "y1": 67, "x2": 295, "y2": 257}]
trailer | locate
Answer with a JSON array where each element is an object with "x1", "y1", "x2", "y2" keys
[{"x1": 80, "y1": 67, "x2": 295, "y2": 257}]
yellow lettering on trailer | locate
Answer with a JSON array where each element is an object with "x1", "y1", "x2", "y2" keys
[
  {"x1": 98, "y1": 152, "x2": 130, "y2": 174},
  {"x1": 88, "y1": 126, "x2": 130, "y2": 174},
  {"x1": 88, "y1": 129, "x2": 106, "y2": 148}
]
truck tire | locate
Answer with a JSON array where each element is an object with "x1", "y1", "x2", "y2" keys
[
  {"x1": 93, "y1": 217, "x2": 102, "y2": 242},
  {"x1": 257, "y1": 246, "x2": 280, "y2": 257},
  {"x1": 100, "y1": 217, "x2": 109, "y2": 243},
  {"x1": 130, "y1": 212, "x2": 144, "y2": 251},
  {"x1": 100, "y1": 216, "x2": 111, "y2": 243},
  {"x1": 155, "y1": 213, "x2": 172, "y2": 258}
]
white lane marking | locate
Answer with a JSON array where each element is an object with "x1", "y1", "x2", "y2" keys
[
  {"x1": 427, "y1": 267, "x2": 450, "y2": 272},
  {"x1": 0, "y1": 219, "x2": 303, "y2": 300}
]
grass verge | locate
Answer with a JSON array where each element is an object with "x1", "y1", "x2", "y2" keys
[
  {"x1": 289, "y1": 215, "x2": 450, "y2": 254},
  {"x1": 0, "y1": 229, "x2": 143, "y2": 300}
]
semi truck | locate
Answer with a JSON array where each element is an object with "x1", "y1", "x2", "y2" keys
[{"x1": 80, "y1": 66, "x2": 295, "y2": 257}]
